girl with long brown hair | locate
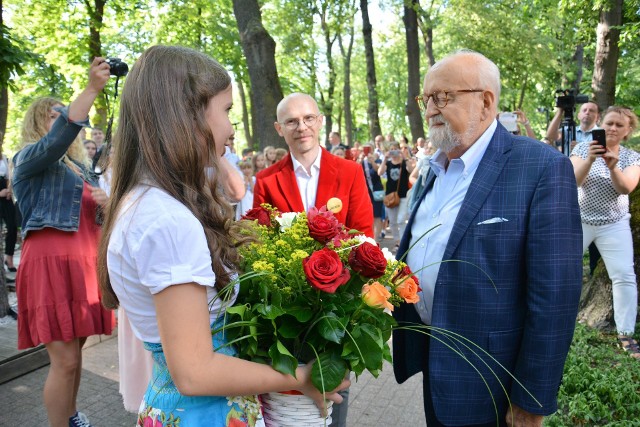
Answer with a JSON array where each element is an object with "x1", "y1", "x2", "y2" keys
[{"x1": 98, "y1": 45, "x2": 347, "y2": 426}]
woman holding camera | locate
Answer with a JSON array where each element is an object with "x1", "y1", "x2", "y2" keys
[
  {"x1": 570, "y1": 106, "x2": 640, "y2": 358},
  {"x1": 13, "y1": 58, "x2": 114, "y2": 427}
]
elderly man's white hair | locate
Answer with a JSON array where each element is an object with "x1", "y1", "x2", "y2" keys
[{"x1": 431, "y1": 49, "x2": 501, "y2": 106}]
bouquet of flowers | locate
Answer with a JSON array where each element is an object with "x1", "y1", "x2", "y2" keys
[{"x1": 223, "y1": 202, "x2": 422, "y2": 392}]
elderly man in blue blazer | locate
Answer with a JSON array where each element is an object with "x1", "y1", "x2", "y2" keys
[{"x1": 392, "y1": 50, "x2": 582, "y2": 427}]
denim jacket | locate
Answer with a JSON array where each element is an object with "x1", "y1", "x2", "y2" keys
[{"x1": 12, "y1": 107, "x2": 97, "y2": 238}]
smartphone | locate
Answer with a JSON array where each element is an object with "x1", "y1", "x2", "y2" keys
[
  {"x1": 592, "y1": 129, "x2": 606, "y2": 149},
  {"x1": 363, "y1": 146, "x2": 372, "y2": 156}
]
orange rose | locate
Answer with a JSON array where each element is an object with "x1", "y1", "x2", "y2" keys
[
  {"x1": 362, "y1": 282, "x2": 393, "y2": 311},
  {"x1": 396, "y1": 277, "x2": 421, "y2": 304}
]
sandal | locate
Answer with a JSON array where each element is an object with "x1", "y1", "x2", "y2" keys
[{"x1": 618, "y1": 335, "x2": 640, "y2": 359}]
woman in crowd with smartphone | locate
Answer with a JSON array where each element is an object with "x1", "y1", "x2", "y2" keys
[{"x1": 570, "y1": 106, "x2": 640, "y2": 358}]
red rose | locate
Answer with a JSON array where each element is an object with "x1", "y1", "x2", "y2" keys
[
  {"x1": 303, "y1": 248, "x2": 351, "y2": 293},
  {"x1": 242, "y1": 206, "x2": 272, "y2": 226},
  {"x1": 393, "y1": 265, "x2": 420, "y2": 287},
  {"x1": 348, "y1": 242, "x2": 388, "y2": 279},
  {"x1": 307, "y1": 207, "x2": 341, "y2": 243}
]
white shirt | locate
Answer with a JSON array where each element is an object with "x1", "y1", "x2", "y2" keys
[
  {"x1": 290, "y1": 146, "x2": 322, "y2": 212},
  {"x1": 408, "y1": 120, "x2": 497, "y2": 325},
  {"x1": 571, "y1": 142, "x2": 640, "y2": 225},
  {"x1": 0, "y1": 155, "x2": 8, "y2": 177},
  {"x1": 107, "y1": 185, "x2": 237, "y2": 343}
]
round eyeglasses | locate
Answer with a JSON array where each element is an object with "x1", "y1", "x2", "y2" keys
[
  {"x1": 279, "y1": 114, "x2": 321, "y2": 130},
  {"x1": 415, "y1": 89, "x2": 484, "y2": 110}
]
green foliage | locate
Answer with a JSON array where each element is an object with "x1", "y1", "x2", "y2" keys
[
  {"x1": 2, "y1": 0, "x2": 639, "y2": 151},
  {"x1": 0, "y1": 24, "x2": 34, "y2": 90},
  {"x1": 545, "y1": 323, "x2": 640, "y2": 426}
]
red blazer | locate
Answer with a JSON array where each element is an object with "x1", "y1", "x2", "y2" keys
[{"x1": 254, "y1": 149, "x2": 374, "y2": 237}]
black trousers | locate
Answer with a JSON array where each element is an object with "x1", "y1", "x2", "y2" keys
[
  {"x1": 0, "y1": 178, "x2": 17, "y2": 256},
  {"x1": 421, "y1": 335, "x2": 508, "y2": 427}
]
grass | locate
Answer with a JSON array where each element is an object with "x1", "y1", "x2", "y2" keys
[{"x1": 544, "y1": 323, "x2": 640, "y2": 426}]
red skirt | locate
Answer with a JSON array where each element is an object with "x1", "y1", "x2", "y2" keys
[{"x1": 17, "y1": 182, "x2": 114, "y2": 349}]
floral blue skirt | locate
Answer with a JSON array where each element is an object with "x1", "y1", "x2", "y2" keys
[{"x1": 136, "y1": 318, "x2": 265, "y2": 427}]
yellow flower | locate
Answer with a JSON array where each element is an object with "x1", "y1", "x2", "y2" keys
[{"x1": 252, "y1": 261, "x2": 274, "y2": 273}]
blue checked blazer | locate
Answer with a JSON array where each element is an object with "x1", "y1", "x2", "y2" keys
[{"x1": 392, "y1": 123, "x2": 582, "y2": 425}]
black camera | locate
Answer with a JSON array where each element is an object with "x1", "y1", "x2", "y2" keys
[
  {"x1": 555, "y1": 88, "x2": 589, "y2": 110},
  {"x1": 106, "y1": 57, "x2": 128, "y2": 77}
]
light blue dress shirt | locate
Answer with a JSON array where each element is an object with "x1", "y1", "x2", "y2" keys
[{"x1": 407, "y1": 120, "x2": 497, "y2": 325}]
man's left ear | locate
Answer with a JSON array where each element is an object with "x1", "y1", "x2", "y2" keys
[{"x1": 481, "y1": 91, "x2": 496, "y2": 119}]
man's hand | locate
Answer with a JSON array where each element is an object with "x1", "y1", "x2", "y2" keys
[{"x1": 505, "y1": 404, "x2": 543, "y2": 427}]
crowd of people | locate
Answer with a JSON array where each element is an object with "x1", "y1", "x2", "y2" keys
[{"x1": 2, "y1": 44, "x2": 638, "y2": 427}]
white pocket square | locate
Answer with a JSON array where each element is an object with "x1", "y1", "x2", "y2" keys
[{"x1": 477, "y1": 217, "x2": 509, "y2": 225}]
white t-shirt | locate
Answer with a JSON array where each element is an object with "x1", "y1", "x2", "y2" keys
[
  {"x1": 571, "y1": 142, "x2": 640, "y2": 225},
  {"x1": 108, "y1": 185, "x2": 237, "y2": 343}
]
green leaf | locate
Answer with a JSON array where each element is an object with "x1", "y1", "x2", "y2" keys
[
  {"x1": 312, "y1": 350, "x2": 347, "y2": 392},
  {"x1": 278, "y1": 317, "x2": 303, "y2": 339},
  {"x1": 268, "y1": 340, "x2": 298, "y2": 378},
  {"x1": 257, "y1": 304, "x2": 285, "y2": 320},
  {"x1": 317, "y1": 312, "x2": 346, "y2": 344},
  {"x1": 288, "y1": 307, "x2": 313, "y2": 322},
  {"x1": 347, "y1": 324, "x2": 384, "y2": 372},
  {"x1": 225, "y1": 305, "x2": 247, "y2": 318}
]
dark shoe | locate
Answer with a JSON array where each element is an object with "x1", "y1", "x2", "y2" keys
[
  {"x1": 4, "y1": 261, "x2": 16, "y2": 273},
  {"x1": 8, "y1": 307, "x2": 17, "y2": 320},
  {"x1": 618, "y1": 335, "x2": 640, "y2": 360}
]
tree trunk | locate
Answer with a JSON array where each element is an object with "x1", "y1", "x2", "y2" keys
[
  {"x1": 578, "y1": 186, "x2": 640, "y2": 331},
  {"x1": 360, "y1": 0, "x2": 382, "y2": 140},
  {"x1": 0, "y1": 85, "x2": 6, "y2": 146},
  {"x1": 338, "y1": 12, "x2": 355, "y2": 146},
  {"x1": 517, "y1": 72, "x2": 528, "y2": 111},
  {"x1": 592, "y1": 0, "x2": 623, "y2": 111},
  {"x1": 233, "y1": 0, "x2": 284, "y2": 151},
  {"x1": 571, "y1": 43, "x2": 584, "y2": 96},
  {"x1": 0, "y1": 2, "x2": 7, "y2": 143},
  {"x1": 416, "y1": 2, "x2": 435, "y2": 67},
  {"x1": 84, "y1": 0, "x2": 108, "y2": 128},
  {"x1": 237, "y1": 76, "x2": 253, "y2": 149},
  {"x1": 319, "y1": 4, "x2": 337, "y2": 147},
  {"x1": 0, "y1": 0, "x2": 8, "y2": 318},
  {"x1": 403, "y1": 0, "x2": 424, "y2": 142}
]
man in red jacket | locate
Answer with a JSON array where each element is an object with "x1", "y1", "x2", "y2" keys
[
  {"x1": 254, "y1": 92, "x2": 374, "y2": 426},
  {"x1": 253, "y1": 93, "x2": 374, "y2": 238}
]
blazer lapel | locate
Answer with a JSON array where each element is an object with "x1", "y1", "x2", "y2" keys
[
  {"x1": 315, "y1": 149, "x2": 338, "y2": 209},
  {"x1": 442, "y1": 125, "x2": 513, "y2": 261},
  {"x1": 275, "y1": 155, "x2": 305, "y2": 212}
]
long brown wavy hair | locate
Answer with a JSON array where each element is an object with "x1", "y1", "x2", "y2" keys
[
  {"x1": 98, "y1": 45, "x2": 251, "y2": 309},
  {"x1": 21, "y1": 97, "x2": 91, "y2": 173}
]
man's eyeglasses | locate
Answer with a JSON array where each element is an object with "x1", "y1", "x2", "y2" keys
[
  {"x1": 415, "y1": 89, "x2": 484, "y2": 110},
  {"x1": 280, "y1": 114, "x2": 321, "y2": 130}
]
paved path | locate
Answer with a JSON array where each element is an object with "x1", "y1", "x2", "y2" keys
[
  {"x1": 0, "y1": 236, "x2": 426, "y2": 426},
  {"x1": 0, "y1": 335, "x2": 424, "y2": 426}
]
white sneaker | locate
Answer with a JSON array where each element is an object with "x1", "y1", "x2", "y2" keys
[{"x1": 69, "y1": 411, "x2": 93, "y2": 427}]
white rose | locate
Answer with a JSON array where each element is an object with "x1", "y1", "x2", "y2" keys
[
  {"x1": 275, "y1": 212, "x2": 299, "y2": 231},
  {"x1": 381, "y1": 247, "x2": 396, "y2": 262},
  {"x1": 353, "y1": 234, "x2": 378, "y2": 246}
]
